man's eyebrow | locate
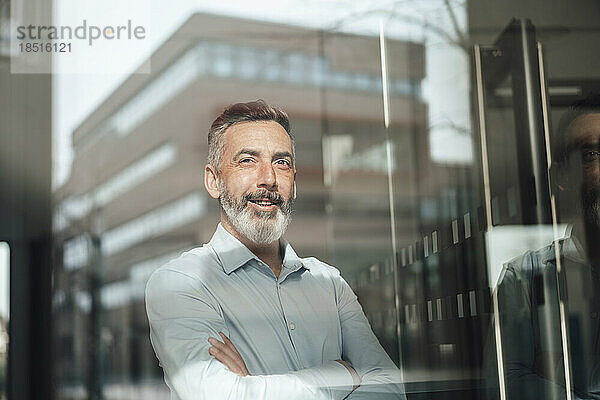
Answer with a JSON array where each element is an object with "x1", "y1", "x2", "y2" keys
[
  {"x1": 273, "y1": 151, "x2": 293, "y2": 160},
  {"x1": 569, "y1": 138, "x2": 600, "y2": 150},
  {"x1": 233, "y1": 148, "x2": 260, "y2": 160},
  {"x1": 580, "y1": 139, "x2": 600, "y2": 148}
]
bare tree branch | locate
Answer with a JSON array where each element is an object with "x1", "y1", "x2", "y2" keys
[
  {"x1": 325, "y1": 7, "x2": 469, "y2": 53},
  {"x1": 443, "y1": 0, "x2": 467, "y2": 46}
]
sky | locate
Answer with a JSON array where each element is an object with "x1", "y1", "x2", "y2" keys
[{"x1": 52, "y1": 0, "x2": 471, "y2": 189}]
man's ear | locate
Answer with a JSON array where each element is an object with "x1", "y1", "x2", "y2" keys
[
  {"x1": 204, "y1": 164, "x2": 220, "y2": 199},
  {"x1": 550, "y1": 161, "x2": 573, "y2": 193}
]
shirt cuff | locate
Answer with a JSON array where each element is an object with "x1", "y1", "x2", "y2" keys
[{"x1": 292, "y1": 360, "x2": 355, "y2": 400}]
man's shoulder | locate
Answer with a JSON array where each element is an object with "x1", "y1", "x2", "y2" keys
[
  {"x1": 505, "y1": 241, "x2": 557, "y2": 270},
  {"x1": 300, "y1": 256, "x2": 343, "y2": 278},
  {"x1": 147, "y1": 244, "x2": 221, "y2": 284},
  {"x1": 502, "y1": 241, "x2": 558, "y2": 284},
  {"x1": 144, "y1": 245, "x2": 225, "y2": 320}
]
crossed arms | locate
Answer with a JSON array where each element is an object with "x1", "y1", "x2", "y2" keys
[
  {"x1": 145, "y1": 267, "x2": 405, "y2": 400},
  {"x1": 207, "y1": 330, "x2": 359, "y2": 388}
]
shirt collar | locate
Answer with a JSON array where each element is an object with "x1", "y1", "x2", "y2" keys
[
  {"x1": 562, "y1": 224, "x2": 587, "y2": 264},
  {"x1": 280, "y1": 237, "x2": 306, "y2": 273},
  {"x1": 541, "y1": 224, "x2": 587, "y2": 265},
  {"x1": 208, "y1": 222, "x2": 307, "y2": 275}
]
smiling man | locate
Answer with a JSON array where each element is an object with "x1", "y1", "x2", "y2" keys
[
  {"x1": 490, "y1": 94, "x2": 600, "y2": 400},
  {"x1": 145, "y1": 100, "x2": 405, "y2": 400}
]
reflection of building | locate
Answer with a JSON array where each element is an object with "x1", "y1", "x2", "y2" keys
[{"x1": 52, "y1": 12, "x2": 426, "y2": 398}]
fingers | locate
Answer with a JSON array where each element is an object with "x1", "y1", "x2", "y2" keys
[
  {"x1": 209, "y1": 335, "x2": 239, "y2": 363},
  {"x1": 208, "y1": 333, "x2": 249, "y2": 376},
  {"x1": 208, "y1": 340, "x2": 244, "y2": 375},
  {"x1": 219, "y1": 332, "x2": 242, "y2": 357},
  {"x1": 217, "y1": 332, "x2": 250, "y2": 376},
  {"x1": 335, "y1": 359, "x2": 360, "y2": 391}
]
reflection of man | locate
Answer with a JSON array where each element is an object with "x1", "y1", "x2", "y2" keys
[
  {"x1": 145, "y1": 100, "x2": 405, "y2": 399},
  {"x1": 493, "y1": 95, "x2": 600, "y2": 399}
]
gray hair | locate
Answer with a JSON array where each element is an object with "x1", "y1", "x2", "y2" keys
[{"x1": 207, "y1": 100, "x2": 295, "y2": 171}]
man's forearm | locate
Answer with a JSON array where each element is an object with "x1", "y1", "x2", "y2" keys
[
  {"x1": 168, "y1": 357, "x2": 356, "y2": 400},
  {"x1": 344, "y1": 366, "x2": 405, "y2": 400},
  {"x1": 332, "y1": 270, "x2": 406, "y2": 399},
  {"x1": 208, "y1": 332, "x2": 357, "y2": 399}
]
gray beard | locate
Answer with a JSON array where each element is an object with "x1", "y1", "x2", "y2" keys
[
  {"x1": 218, "y1": 179, "x2": 293, "y2": 246},
  {"x1": 582, "y1": 187, "x2": 600, "y2": 229}
]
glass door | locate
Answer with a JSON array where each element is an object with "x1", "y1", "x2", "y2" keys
[{"x1": 473, "y1": 18, "x2": 592, "y2": 400}]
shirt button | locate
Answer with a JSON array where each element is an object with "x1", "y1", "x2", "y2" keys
[{"x1": 289, "y1": 322, "x2": 296, "y2": 330}]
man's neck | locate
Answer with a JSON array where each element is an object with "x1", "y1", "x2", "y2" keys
[{"x1": 220, "y1": 218, "x2": 283, "y2": 278}]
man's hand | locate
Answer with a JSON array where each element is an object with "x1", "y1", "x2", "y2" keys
[
  {"x1": 335, "y1": 359, "x2": 360, "y2": 391},
  {"x1": 208, "y1": 332, "x2": 359, "y2": 392},
  {"x1": 208, "y1": 332, "x2": 250, "y2": 376}
]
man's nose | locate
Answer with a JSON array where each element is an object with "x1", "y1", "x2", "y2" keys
[{"x1": 257, "y1": 161, "x2": 277, "y2": 189}]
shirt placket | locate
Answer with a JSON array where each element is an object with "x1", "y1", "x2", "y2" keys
[
  {"x1": 257, "y1": 259, "x2": 304, "y2": 368},
  {"x1": 276, "y1": 278, "x2": 304, "y2": 368}
]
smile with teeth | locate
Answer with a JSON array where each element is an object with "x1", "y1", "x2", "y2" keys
[
  {"x1": 248, "y1": 198, "x2": 279, "y2": 209},
  {"x1": 254, "y1": 200, "x2": 274, "y2": 205}
]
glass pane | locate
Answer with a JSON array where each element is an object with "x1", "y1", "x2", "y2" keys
[
  {"x1": 41, "y1": 2, "x2": 600, "y2": 400},
  {"x1": 382, "y1": 4, "x2": 492, "y2": 396}
]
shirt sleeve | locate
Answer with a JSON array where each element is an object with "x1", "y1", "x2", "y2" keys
[
  {"x1": 330, "y1": 267, "x2": 407, "y2": 399},
  {"x1": 145, "y1": 268, "x2": 355, "y2": 400}
]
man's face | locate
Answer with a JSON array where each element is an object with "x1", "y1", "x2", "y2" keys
[
  {"x1": 566, "y1": 113, "x2": 600, "y2": 227},
  {"x1": 216, "y1": 120, "x2": 296, "y2": 245}
]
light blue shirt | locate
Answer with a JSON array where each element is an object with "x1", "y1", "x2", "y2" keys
[
  {"x1": 145, "y1": 223, "x2": 405, "y2": 400},
  {"x1": 488, "y1": 227, "x2": 600, "y2": 400}
]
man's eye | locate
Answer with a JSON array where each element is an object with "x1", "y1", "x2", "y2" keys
[
  {"x1": 240, "y1": 158, "x2": 254, "y2": 164},
  {"x1": 582, "y1": 150, "x2": 600, "y2": 163},
  {"x1": 275, "y1": 159, "x2": 291, "y2": 167}
]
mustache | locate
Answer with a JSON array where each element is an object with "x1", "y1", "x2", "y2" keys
[{"x1": 243, "y1": 190, "x2": 284, "y2": 206}]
